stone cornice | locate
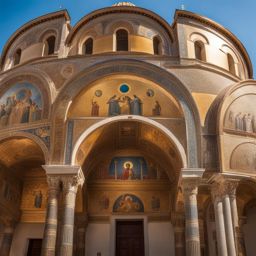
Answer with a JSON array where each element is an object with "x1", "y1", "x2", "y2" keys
[{"x1": 0, "y1": 54, "x2": 240, "y2": 84}]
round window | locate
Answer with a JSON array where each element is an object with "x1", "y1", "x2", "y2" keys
[{"x1": 119, "y1": 84, "x2": 130, "y2": 93}]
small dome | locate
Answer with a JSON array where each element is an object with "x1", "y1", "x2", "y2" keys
[{"x1": 112, "y1": 2, "x2": 136, "y2": 7}]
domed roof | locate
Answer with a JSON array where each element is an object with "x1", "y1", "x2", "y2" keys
[{"x1": 112, "y1": 2, "x2": 136, "y2": 6}]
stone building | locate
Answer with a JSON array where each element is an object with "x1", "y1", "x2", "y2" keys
[{"x1": 0, "y1": 2, "x2": 255, "y2": 256}]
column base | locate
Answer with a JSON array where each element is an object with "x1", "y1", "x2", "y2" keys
[{"x1": 186, "y1": 240, "x2": 201, "y2": 256}]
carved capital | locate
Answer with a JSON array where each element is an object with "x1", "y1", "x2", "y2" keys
[
  {"x1": 211, "y1": 181, "x2": 226, "y2": 201},
  {"x1": 47, "y1": 176, "x2": 60, "y2": 190},
  {"x1": 181, "y1": 168, "x2": 204, "y2": 196},
  {"x1": 43, "y1": 165, "x2": 85, "y2": 193},
  {"x1": 209, "y1": 174, "x2": 240, "y2": 201},
  {"x1": 225, "y1": 180, "x2": 239, "y2": 197},
  {"x1": 182, "y1": 177, "x2": 201, "y2": 196},
  {"x1": 60, "y1": 168, "x2": 85, "y2": 193}
]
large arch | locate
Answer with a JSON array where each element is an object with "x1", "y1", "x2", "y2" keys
[
  {"x1": 0, "y1": 132, "x2": 50, "y2": 164},
  {"x1": 51, "y1": 59, "x2": 201, "y2": 167},
  {"x1": 71, "y1": 115, "x2": 187, "y2": 168}
]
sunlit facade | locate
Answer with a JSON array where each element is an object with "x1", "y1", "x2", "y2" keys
[{"x1": 0, "y1": 2, "x2": 255, "y2": 256}]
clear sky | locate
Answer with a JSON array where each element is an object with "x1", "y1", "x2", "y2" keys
[{"x1": 0, "y1": 0, "x2": 255, "y2": 77}]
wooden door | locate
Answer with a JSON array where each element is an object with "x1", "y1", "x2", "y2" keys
[
  {"x1": 116, "y1": 220, "x2": 145, "y2": 256},
  {"x1": 27, "y1": 239, "x2": 42, "y2": 256}
]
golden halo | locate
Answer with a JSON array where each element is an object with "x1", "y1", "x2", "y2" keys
[{"x1": 123, "y1": 161, "x2": 133, "y2": 169}]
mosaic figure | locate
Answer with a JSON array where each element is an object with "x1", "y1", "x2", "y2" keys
[
  {"x1": 107, "y1": 95, "x2": 121, "y2": 116},
  {"x1": 34, "y1": 190, "x2": 43, "y2": 208},
  {"x1": 113, "y1": 194, "x2": 144, "y2": 213},
  {"x1": 152, "y1": 100, "x2": 161, "y2": 116},
  {"x1": 91, "y1": 100, "x2": 99, "y2": 116},
  {"x1": 0, "y1": 83, "x2": 42, "y2": 127}
]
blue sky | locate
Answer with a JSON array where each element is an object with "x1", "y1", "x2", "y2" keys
[{"x1": 0, "y1": 0, "x2": 255, "y2": 77}]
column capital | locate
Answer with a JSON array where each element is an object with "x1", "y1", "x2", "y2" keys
[
  {"x1": 208, "y1": 174, "x2": 240, "y2": 200},
  {"x1": 61, "y1": 168, "x2": 85, "y2": 193},
  {"x1": 46, "y1": 175, "x2": 61, "y2": 190},
  {"x1": 181, "y1": 168, "x2": 205, "y2": 195},
  {"x1": 181, "y1": 168, "x2": 205, "y2": 179}
]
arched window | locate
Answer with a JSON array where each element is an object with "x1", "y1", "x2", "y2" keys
[
  {"x1": 13, "y1": 49, "x2": 22, "y2": 66},
  {"x1": 43, "y1": 36, "x2": 56, "y2": 56},
  {"x1": 194, "y1": 41, "x2": 206, "y2": 61},
  {"x1": 153, "y1": 37, "x2": 161, "y2": 55},
  {"x1": 227, "y1": 53, "x2": 236, "y2": 75},
  {"x1": 116, "y1": 29, "x2": 128, "y2": 51},
  {"x1": 83, "y1": 38, "x2": 93, "y2": 55}
]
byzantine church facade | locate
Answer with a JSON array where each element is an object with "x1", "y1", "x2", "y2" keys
[{"x1": 0, "y1": 2, "x2": 255, "y2": 256}]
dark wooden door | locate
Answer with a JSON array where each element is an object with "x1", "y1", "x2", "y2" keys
[
  {"x1": 116, "y1": 220, "x2": 145, "y2": 256},
  {"x1": 27, "y1": 239, "x2": 42, "y2": 256}
]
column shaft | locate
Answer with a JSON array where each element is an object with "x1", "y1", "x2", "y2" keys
[
  {"x1": 214, "y1": 198, "x2": 228, "y2": 256},
  {"x1": 230, "y1": 192, "x2": 239, "y2": 254},
  {"x1": 223, "y1": 195, "x2": 236, "y2": 256},
  {"x1": 41, "y1": 177, "x2": 60, "y2": 256},
  {"x1": 60, "y1": 187, "x2": 77, "y2": 256},
  {"x1": 183, "y1": 179, "x2": 201, "y2": 256},
  {"x1": 59, "y1": 170, "x2": 85, "y2": 256}
]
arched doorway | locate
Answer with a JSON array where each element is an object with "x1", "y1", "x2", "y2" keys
[
  {"x1": 0, "y1": 136, "x2": 48, "y2": 256},
  {"x1": 71, "y1": 116, "x2": 186, "y2": 256}
]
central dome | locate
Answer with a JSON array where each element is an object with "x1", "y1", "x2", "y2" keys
[{"x1": 112, "y1": 2, "x2": 136, "y2": 7}]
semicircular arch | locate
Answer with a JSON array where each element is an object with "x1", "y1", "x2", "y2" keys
[
  {"x1": 0, "y1": 132, "x2": 49, "y2": 165},
  {"x1": 52, "y1": 59, "x2": 200, "y2": 167},
  {"x1": 71, "y1": 115, "x2": 187, "y2": 168}
]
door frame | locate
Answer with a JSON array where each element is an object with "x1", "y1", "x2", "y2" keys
[{"x1": 110, "y1": 215, "x2": 149, "y2": 256}]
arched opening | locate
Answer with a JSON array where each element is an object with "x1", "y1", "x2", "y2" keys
[
  {"x1": 0, "y1": 136, "x2": 47, "y2": 255},
  {"x1": 52, "y1": 60, "x2": 200, "y2": 170},
  {"x1": 43, "y1": 36, "x2": 56, "y2": 56},
  {"x1": 83, "y1": 38, "x2": 93, "y2": 55},
  {"x1": 227, "y1": 53, "x2": 236, "y2": 75},
  {"x1": 116, "y1": 29, "x2": 129, "y2": 51},
  {"x1": 13, "y1": 49, "x2": 21, "y2": 66},
  {"x1": 153, "y1": 36, "x2": 161, "y2": 55},
  {"x1": 71, "y1": 118, "x2": 184, "y2": 255},
  {"x1": 194, "y1": 41, "x2": 206, "y2": 61}
]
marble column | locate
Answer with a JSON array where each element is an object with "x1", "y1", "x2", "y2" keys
[
  {"x1": 60, "y1": 167, "x2": 85, "y2": 256},
  {"x1": 182, "y1": 168, "x2": 204, "y2": 256},
  {"x1": 227, "y1": 181, "x2": 240, "y2": 254},
  {"x1": 1, "y1": 221, "x2": 15, "y2": 256},
  {"x1": 211, "y1": 185, "x2": 228, "y2": 256},
  {"x1": 173, "y1": 213, "x2": 186, "y2": 256},
  {"x1": 223, "y1": 194, "x2": 236, "y2": 256},
  {"x1": 41, "y1": 175, "x2": 60, "y2": 256}
]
